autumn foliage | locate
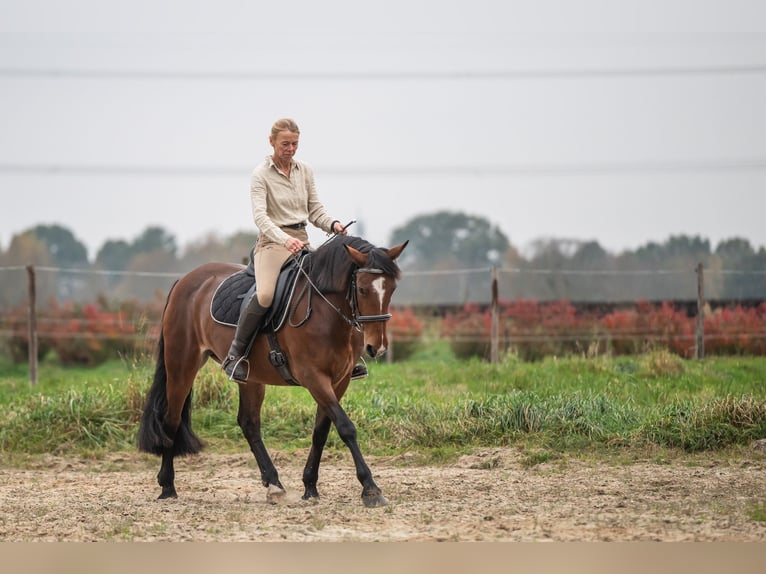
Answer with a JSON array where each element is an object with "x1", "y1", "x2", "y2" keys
[
  {"x1": 387, "y1": 306, "x2": 425, "y2": 361},
  {"x1": 2, "y1": 297, "x2": 162, "y2": 366},
  {"x1": 441, "y1": 300, "x2": 766, "y2": 361},
  {"x1": 3, "y1": 298, "x2": 766, "y2": 365}
]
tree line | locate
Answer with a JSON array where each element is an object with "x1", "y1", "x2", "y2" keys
[{"x1": 1, "y1": 211, "x2": 765, "y2": 307}]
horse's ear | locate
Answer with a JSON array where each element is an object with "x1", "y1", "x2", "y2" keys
[
  {"x1": 385, "y1": 240, "x2": 409, "y2": 261},
  {"x1": 344, "y1": 244, "x2": 369, "y2": 267}
]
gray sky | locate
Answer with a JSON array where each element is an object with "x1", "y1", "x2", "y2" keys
[{"x1": 1, "y1": 0, "x2": 765, "y2": 260}]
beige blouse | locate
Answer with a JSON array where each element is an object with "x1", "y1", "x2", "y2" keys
[{"x1": 250, "y1": 156, "x2": 336, "y2": 245}]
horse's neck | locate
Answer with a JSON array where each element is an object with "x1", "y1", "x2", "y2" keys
[{"x1": 294, "y1": 273, "x2": 353, "y2": 326}]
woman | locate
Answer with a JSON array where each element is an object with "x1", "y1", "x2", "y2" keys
[{"x1": 222, "y1": 118, "x2": 350, "y2": 383}]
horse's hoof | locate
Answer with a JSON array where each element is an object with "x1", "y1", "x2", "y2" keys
[
  {"x1": 362, "y1": 493, "x2": 389, "y2": 508},
  {"x1": 302, "y1": 487, "x2": 320, "y2": 501},
  {"x1": 266, "y1": 483, "x2": 287, "y2": 504},
  {"x1": 158, "y1": 487, "x2": 177, "y2": 500}
]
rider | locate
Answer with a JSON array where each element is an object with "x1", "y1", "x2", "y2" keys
[{"x1": 222, "y1": 118, "x2": 365, "y2": 383}]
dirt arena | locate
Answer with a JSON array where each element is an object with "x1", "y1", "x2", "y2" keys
[{"x1": 1, "y1": 446, "x2": 764, "y2": 542}]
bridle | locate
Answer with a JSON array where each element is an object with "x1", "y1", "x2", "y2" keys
[
  {"x1": 349, "y1": 267, "x2": 393, "y2": 323},
  {"x1": 292, "y1": 258, "x2": 393, "y2": 330}
]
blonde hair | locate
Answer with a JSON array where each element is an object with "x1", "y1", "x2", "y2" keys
[{"x1": 270, "y1": 118, "x2": 300, "y2": 140}]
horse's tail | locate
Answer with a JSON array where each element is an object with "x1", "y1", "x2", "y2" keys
[{"x1": 137, "y1": 286, "x2": 204, "y2": 457}]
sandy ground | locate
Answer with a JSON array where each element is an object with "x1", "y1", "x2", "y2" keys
[{"x1": 0, "y1": 446, "x2": 764, "y2": 542}]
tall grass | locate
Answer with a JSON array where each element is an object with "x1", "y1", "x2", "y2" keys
[{"x1": 0, "y1": 350, "x2": 764, "y2": 459}]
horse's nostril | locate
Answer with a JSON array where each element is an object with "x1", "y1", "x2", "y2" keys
[{"x1": 366, "y1": 344, "x2": 377, "y2": 358}]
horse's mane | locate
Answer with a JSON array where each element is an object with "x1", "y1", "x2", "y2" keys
[{"x1": 308, "y1": 235, "x2": 401, "y2": 293}]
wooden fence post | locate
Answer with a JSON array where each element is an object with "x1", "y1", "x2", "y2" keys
[
  {"x1": 490, "y1": 266, "x2": 499, "y2": 364},
  {"x1": 695, "y1": 262, "x2": 705, "y2": 360},
  {"x1": 26, "y1": 265, "x2": 38, "y2": 386}
]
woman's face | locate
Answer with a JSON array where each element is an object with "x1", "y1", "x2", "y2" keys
[{"x1": 270, "y1": 130, "x2": 299, "y2": 163}]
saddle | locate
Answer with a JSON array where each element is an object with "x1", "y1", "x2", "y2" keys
[
  {"x1": 210, "y1": 250, "x2": 309, "y2": 385},
  {"x1": 210, "y1": 249, "x2": 307, "y2": 329}
]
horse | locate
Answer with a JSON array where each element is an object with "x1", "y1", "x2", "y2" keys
[{"x1": 137, "y1": 235, "x2": 408, "y2": 508}]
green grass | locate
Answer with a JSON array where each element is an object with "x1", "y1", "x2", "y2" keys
[
  {"x1": 747, "y1": 503, "x2": 766, "y2": 522},
  {"x1": 0, "y1": 349, "x2": 765, "y2": 460}
]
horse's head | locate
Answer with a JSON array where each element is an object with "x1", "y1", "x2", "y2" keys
[{"x1": 344, "y1": 240, "x2": 408, "y2": 359}]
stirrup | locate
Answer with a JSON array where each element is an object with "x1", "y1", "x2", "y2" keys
[
  {"x1": 351, "y1": 363, "x2": 368, "y2": 380},
  {"x1": 223, "y1": 355, "x2": 250, "y2": 384}
]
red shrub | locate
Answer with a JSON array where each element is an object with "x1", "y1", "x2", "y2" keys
[
  {"x1": 443, "y1": 300, "x2": 601, "y2": 361},
  {"x1": 39, "y1": 301, "x2": 139, "y2": 365},
  {"x1": 387, "y1": 306, "x2": 425, "y2": 361},
  {"x1": 1, "y1": 307, "x2": 53, "y2": 363},
  {"x1": 441, "y1": 303, "x2": 492, "y2": 360},
  {"x1": 705, "y1": 305, "x2": 766, "y2": 355},
  {"x1": 600, "y1": 301, "x2": 695, "y2": 357}
]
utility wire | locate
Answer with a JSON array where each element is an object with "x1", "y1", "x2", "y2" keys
[
  {"x1": 1, "y1": 64, "x2": 765, "y2": 81},
  {"x1": 2, "y1": 159, "x2": 766, "y2": 178}
]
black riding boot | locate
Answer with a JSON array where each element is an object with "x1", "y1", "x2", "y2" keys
[{"x1": 222, "y1": 296, "x2": 269, "y2": 383}]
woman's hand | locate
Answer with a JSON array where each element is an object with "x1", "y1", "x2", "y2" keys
[
  {"x1": 332, "y1": 220, "x2": 348, "y2": 235},
  {"x1": 285, "y1": 237, "x2": 304, "y2": 254}
]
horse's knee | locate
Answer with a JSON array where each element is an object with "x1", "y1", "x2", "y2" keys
[
  {"x1": 334, "y1": 417, "x2": 357, "y2": 444},
  {"x1": 311, "y1": 418, "x2": 332, "y2": 446},
  {"x1": 238, "y1": 414, "x2": 261, "y2": 440}
]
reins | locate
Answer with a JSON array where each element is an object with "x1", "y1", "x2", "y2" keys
[
  {"x1": 293, "y1": 257, "x2": 360, "y2": 330},
  {"x1": 293, "y1": 261, "x2": 393, "y2": 329},
  {"x1": 286, "y1": 227, "x2": 393, "y2": 329}
]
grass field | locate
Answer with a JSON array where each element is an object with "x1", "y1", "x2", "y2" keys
[{"x1": 1, "y1": 343, "x2": 765, "y2": 463}]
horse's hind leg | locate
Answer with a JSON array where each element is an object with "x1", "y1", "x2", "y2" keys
[
  {"x1": 238, "y1": 383, "x2": 286, "y2": 502},
  {"x1": 139, "y1": 326, "x2": 204, "y2": 500},
  {"x1": 156, "y1": 377, "x2": 198, "y2": 499},
  {"x1": 156, "y1": 350, "x2": 204, "y2": 499},
  {"x1": 157, "y1": 448, "x2": 177, "y2": 499}
]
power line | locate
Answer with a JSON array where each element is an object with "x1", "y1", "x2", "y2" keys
[
  {"x1": 1, "y1": 159, "x2": 765, "y2": 178},
  {"x1": 1, "y1": 64, "x2": 766, "y2": 81}
]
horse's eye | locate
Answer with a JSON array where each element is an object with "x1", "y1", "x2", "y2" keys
[{"x1": 359, "y1": 287, "x2": 368, "y2": 296}]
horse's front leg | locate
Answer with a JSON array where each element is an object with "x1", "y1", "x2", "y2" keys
[
  {"x1": 302, "y1": 374, "x2": 356, "y2": 501},
  {"x1": 301, "y1": 409, "x2": 333, "y2": 500},
  {"x1": 309, "y1": 382, "x2": 387, "y2": 507},
  {"x1": 237, "y1": 383, "x2": 286, "y2": 502},
  {"x1": 330, "y1": 401, "x2": 387, "y2": 507}
]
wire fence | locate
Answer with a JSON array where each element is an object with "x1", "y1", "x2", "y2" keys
[
  {"x1": 1, "y1": 263, "x2": 765, "y2": 375},
  {"x1": 2, "y1": 263, "x2": 766, "y2": 307}
]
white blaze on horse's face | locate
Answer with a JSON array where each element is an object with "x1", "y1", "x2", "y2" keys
[
  {"x1": 344, "y1": 241, "x2": 409, "y2": 360},
  {"x1": 356, "y1": 273, "x2": 394, "y2": 358},
  {"x1": 371, "y1": 276, "x2": 387, "y2": 314}
]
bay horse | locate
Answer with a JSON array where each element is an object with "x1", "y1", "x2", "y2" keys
[{"x1": 137, "y1": 235, "x2": 407, "y2": 507}]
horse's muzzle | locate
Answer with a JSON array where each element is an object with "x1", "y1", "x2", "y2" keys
[{"x1": 366, "y1": 343, "x2": 385, "y2": 358}]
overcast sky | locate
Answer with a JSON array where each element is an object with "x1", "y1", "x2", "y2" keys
[{"x1": 1, "y1": 0, "x2": 765, "y2": 261}]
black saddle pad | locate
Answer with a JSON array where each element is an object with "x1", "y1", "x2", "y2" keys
[{"x1": 211, "y1": 269, "x2": 253, "y2": 326}]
